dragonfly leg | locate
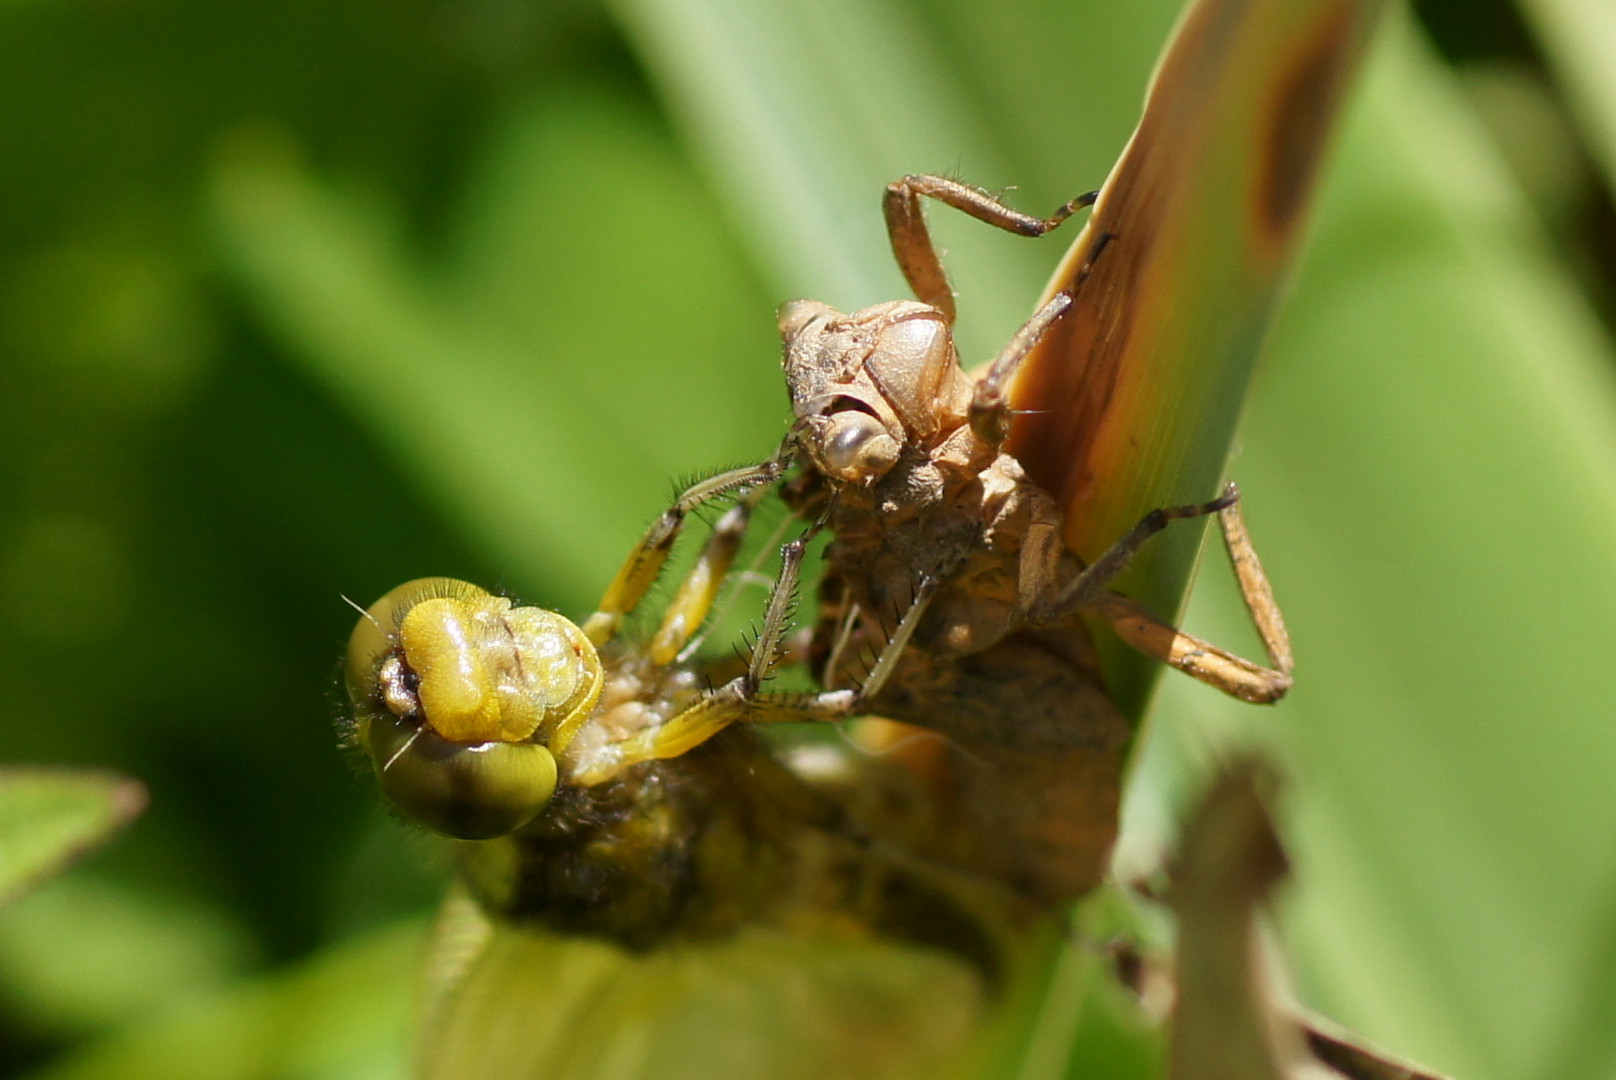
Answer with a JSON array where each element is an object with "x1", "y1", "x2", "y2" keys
[
  {"x1": 884, "y1": 174, "x2": 1095, "y2": 324},
  {"x1": 969, "y1": 291, "x2": 1074, "y2": 447},
  {"x1": 645, "y1": 489, "x2": 768, "y2": 665},
  {"x1": 581, "y1": 453, "x2": 788, "y2": 647},
  {"x1": 1090, "y1": 589, "x2": 1292, "y2": 704},
  {"x1": 1032, "y1": 485, "x2": 1294, "y2": 703},
  {"x1": 610, "y1": 527, "x2": 938, "y2": 766},
  {"x1": 1035, "y1": 486, "x2": 1239, "y2": 619}
]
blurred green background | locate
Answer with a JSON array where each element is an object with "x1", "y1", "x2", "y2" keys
[{"x1": 2, "y1": 0, "x2": 1615, "y2": 1078}]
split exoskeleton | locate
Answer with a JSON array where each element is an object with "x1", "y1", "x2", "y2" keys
[
  {"x1": 770, "y1": 176, "x2": 1293, "y2": 901},
  {"x1": 345, "y1": 174, "x2": 1292, "y2": 914},
  {"x1": 783, "y1": 176, "x2": 1292, "y2": 708}
]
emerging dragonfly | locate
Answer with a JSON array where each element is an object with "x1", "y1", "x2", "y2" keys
[
  {"x1": 342, "y1": 175, "x2": 1293, "y2": 1078},
  {"x1": 347, "y1": 508, "x2": 1012, "y2": 955},
  {"x1": 345, "y1": 173, "x2": 1289, "y2": 933}
]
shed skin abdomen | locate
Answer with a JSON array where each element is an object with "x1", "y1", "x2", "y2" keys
[
  {"x1": 863, "y1": 627, "x2": 1129, "y2": 905},
  {"x1": 811, "y1": 447, "x2": 1133, "y2": 905}
]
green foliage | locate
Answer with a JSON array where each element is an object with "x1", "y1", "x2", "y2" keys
[
  {"x1": 0, "y1": 770, "x2": 143, "y2": 908},
  {"x1": 1147, "y1": 13, "x2": 1616, "y2": 1078}
]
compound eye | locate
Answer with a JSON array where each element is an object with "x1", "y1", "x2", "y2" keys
[
  {"x1": 345, "y1": 578, "x2": 483, "y2": 714},
  {"x1": 363, "y1": 710, "x2": 558, "y2": 839},
  {"x1": 819, "y1": 410, "x2": 900, "y2": 483}
]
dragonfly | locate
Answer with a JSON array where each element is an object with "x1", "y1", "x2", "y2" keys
[
  {"x1": 343, "y1": 476, "x2": 1026, "y2": 1078},
  {"x1": 342, "y1": 174, "x2": 1293, "y2": 1080},
  {"x1": 336, "y1": 0, "x2": 1382, "y2": 1067},
  {"x1": 342, "y1": 170, "x2": 1291, "y2": 914},
  {"x1": 343, "y1": 484, "x2": 1026, "y2": 955}
]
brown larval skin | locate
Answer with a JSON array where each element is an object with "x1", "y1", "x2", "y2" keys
[{"x1": 781, "y1": 299, "x2": 1130, "y2": 908}]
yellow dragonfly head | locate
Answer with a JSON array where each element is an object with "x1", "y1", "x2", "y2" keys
[{"x1": 344, "y1": 578, "x2": 604, "y2": 839}]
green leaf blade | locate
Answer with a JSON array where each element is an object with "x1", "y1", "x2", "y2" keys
[
  {"x1": 0, "y1": 768, "x2": 145, "y2": 908},
  {"x1": 1149, "y1": 12, "x2": 1616, "y2": 1079}
]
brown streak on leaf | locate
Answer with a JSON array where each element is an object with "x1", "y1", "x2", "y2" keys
[
  {"x1": 1005, "y1": 118, "x2": 1179, "y2": 555},
  {"x1": 1257, "y1": 2, "x2": 1363, "y2": 250}
]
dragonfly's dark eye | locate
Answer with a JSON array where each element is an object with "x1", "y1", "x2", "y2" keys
[
  {"x1": 818, "y1": 409, "x2": 900, "y2": 483},
  {"x1": 363, "y1": 709, "x2": 558, "y2": 839}
]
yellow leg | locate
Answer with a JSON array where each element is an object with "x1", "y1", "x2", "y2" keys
[
  {"x1": 581, "y1": 457, "x2": 786, "y2": 647},
  {"x1": 610, "y1": 681, "x2": 863, "y2": 770},
  {"x1": 607, "y1": 523, "x2": 936, "y2": 769},
  {"x1": 646, "y1": 490, "x2": 766, "y2": 665}
]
